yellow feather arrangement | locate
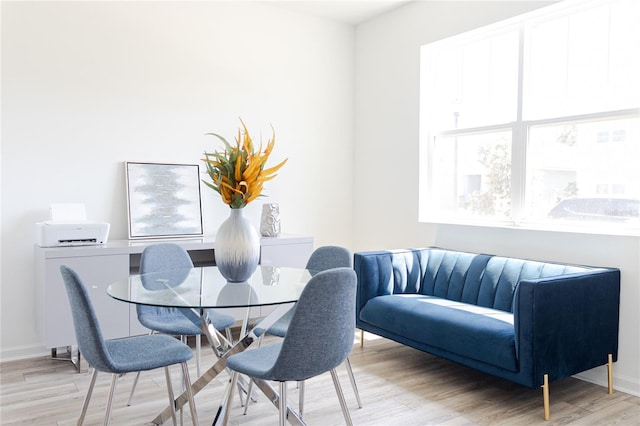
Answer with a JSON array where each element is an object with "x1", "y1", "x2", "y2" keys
[{"x1": 202, "y1": 119, "x2": 287, "y2": 209}]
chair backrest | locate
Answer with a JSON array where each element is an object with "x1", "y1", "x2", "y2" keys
[
  {"x1": 138, "y1": 243, "x2": 195, "y2": 320},
  {"x1": 140, "y1": 243, "x2": 194, "y2": 274},
  {"x1": 305, "y1": 246, "x2": 352, "y2": 272},
  {"x1": 59, "y1": 265, "x2": 115, "y2": 372},
  {"x1": 266, "y1": 267, "x2": 357, "y2": 382}
]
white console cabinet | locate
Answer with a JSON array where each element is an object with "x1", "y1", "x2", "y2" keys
[{"x1": 35, "y1": 234, "x2": 313, "y2": 351}]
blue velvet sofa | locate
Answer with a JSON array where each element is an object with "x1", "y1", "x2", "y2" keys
[{"x1": 354, "y1": 248, "x2": 621, "y2": 419}]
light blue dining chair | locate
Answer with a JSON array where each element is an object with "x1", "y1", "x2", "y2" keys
[
  {"x1": 59, "y1": 265, "x2": 198, "y2": 426},
  {"x1": 226, "y1": 267, "x2": 358, "y2": 426},
  {"x1": 128, "y1": 243, "x2": 235, "y2": 404},
  {"x1": 246, "y1": 245, "x2": 362, "y2": 416}
]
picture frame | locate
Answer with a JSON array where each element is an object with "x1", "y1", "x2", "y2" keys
[{"x1": 125, "y1": 162, "x2": 204, "y2": 239}]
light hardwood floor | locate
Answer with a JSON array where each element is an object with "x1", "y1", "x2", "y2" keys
[{"x1": 1, "y1": 333, "x2": 638, "y2": 425}]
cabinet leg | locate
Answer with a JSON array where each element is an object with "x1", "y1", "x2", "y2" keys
[{"x1": 51, "y1": 346, "x2": 83, "y2": 373}]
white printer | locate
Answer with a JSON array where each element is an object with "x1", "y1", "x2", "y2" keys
[{"x1": 36, "y1": 203, "x2": 110, "y2": 247}]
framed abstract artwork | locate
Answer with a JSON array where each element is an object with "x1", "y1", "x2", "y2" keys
[{"x1": 125, "y1": 162, "x2": 204, "y2": 239}]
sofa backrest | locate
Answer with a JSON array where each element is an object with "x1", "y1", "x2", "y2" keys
[{"x1": 354, "y1": 248, "x2": 594, "y2": 312}]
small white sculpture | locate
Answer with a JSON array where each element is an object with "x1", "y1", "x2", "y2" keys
[{"x1": 260, "y1": 203, "x2": 281, "y2": 237}]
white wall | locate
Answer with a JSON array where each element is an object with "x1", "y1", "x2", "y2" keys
[
  {"x1": 354, "y1": 1, "x2": 639, "y2": 396},
  {"x1": 1, "y1": 1, "x2": 355, "y2": 359}
]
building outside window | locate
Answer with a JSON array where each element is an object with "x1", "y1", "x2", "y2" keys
[{"x1": 419, "y1": 0, "x2": 640, "y2": 232}]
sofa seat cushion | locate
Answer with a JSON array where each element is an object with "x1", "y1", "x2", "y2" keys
[{"x1": 359, "y1": 294, "x2": 518, "y2": 372}]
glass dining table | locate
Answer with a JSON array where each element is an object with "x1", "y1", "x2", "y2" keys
[{"x1": 107, "y1": 265, "x2": 314, "y2": 425}]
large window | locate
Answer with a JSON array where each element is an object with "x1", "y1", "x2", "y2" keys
[{"x1": 419, "y1": 0, "x2": 640, "y2": 233}]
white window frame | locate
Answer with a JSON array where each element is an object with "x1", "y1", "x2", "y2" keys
[{"x1": 419, "y1": 0, "x2": 640, "y2": 235}]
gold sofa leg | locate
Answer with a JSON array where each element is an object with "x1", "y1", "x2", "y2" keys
[
  {"x1": 360, "y1": 329, "x2": 364, "y2": 348},
  {"x1": 542, "y1": 374, "x2": 550, "y2": 420},
  {"x1": 608, "y1": 353, "x2": 614, "y2": 394},
  {"x1": 542, "y1": 354, "x2": 613, "y2": 421}
]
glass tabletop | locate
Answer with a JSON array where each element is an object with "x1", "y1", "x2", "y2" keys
[{"x1": 107, "y1": 265, "x2": 315, "y2": 309}]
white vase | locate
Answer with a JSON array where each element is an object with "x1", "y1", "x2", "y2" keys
[{"x1": 215, "y1": 208, "x2": 260, "y2": 282}]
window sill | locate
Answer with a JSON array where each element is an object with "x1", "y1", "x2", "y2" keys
[{"x1": 420, "y1": 216, "x2": 640, "y2": 238}]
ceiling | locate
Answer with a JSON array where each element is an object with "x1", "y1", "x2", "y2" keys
[{"x1": 269, "y1": 1, "x2": 412, "y2": 25}]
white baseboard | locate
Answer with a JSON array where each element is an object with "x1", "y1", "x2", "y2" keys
[
  {"x1": 0, "y1": 344, "x2": 49, "y2": 363},
  {"x1": 574, "y1": 367, "x2": 640, "y2": 397}
]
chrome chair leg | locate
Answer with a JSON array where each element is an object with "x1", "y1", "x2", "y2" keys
[
  {"x1": 238, "y1": 375, "x2": 259, "y2": 411},
  {"x1": 220, "y1": 371, "x2": 240, "y2": 425},
  {"x1": 237, "y1": 380, "x2": 246, "y2": 407},
  {"x1": 344, "y1": 357, "x2": 362, "y2": 408},
  {"x1": 242, "y1": 380, "x2": 254, "y2": 414},
  {"x1": 330, "y1": 368, "x2": 353, "y2": 426},
  {"x1": 298, "y1": 380, "x2": 304, "y2": 418},
  {"x1": 104, "y1": 373, "x2": 119, "y2": 426},
  {"x1": 181, "y1": 362, "x2": 199, "y2": 426},
  {"x1": 127, "y1": 372, "x2": 141, "y2": 406},
  {"x1": 196, "y1": 334, "x2": 201, "y2": 377},
  {"x1": 179, "y1": 336, "x2": 188, "y2": 425},
  {"x1": 164, "y1": 367, "x2": 178, "y2": 426},
  {"x1": 279, "y1": 382, "x2": 287, "y2": 426},
  {"x1": 78, "y1": 368, "x2": 98, "y2": 425}
]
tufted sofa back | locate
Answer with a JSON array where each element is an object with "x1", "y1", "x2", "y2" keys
[{"x1": 354, "y1": 248, "x2": 592, "y2": 313}]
